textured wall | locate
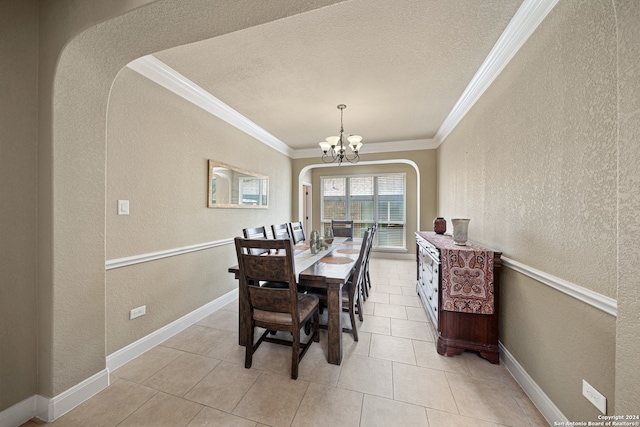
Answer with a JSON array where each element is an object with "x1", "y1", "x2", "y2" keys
[
  {"x1": 0, "y1": 0, "x2": 39, "y2": 411},
  {"x1": 614, "y1": 0, "x2": 640, "y2": 414},
  {"x1": 38, "y1": 0, "x2": 344, "y2": 398},
  {"x1": 105, "y1": 68, "x2": 292, "y2": 354},
  {"x1": 437, "y1": 0, "x2": 619, "y2": 420}
]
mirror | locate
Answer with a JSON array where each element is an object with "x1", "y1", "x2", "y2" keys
[{"x1": 208, "y1": 160, "x2": 269, "y2": 208}]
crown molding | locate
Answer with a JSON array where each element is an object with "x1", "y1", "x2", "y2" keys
[
  {"x1": 126, "y1": 55, "x2": 293, "y2": 158},
  {"x1": 127, "y1": 0, "x2": 559, "y2": 155},
  {"x1": 291, "y1": 138, "x2": 437, "y2": 159},
  {"x1": 434, "y1": 0, "x2": 560, "y2": 145}
]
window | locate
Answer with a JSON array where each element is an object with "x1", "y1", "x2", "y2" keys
[{"x1": 321, "y1": 173, "x2": 406, "y2": 249}]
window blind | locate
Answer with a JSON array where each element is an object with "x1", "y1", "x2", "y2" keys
[{"x1": 321, "y1": 173, "x2": 406, "y2": 249}]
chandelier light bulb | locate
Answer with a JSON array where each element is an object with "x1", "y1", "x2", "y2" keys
[{"x1": 319, "y1": 141, "x2": 331, "y2": 153}]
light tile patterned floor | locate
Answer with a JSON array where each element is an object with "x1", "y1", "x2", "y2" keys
[{"x1": 23, "y1": 258, "x2": 549, "y2": 427}]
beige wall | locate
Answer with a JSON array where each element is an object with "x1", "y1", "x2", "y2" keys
[
  {"x1": 0, "y1": 0, "x2": 39, "y2": 410},
  {"x1": 32, "y1": 0, "x2": 343, "y2": 404},
  {"x1": 291, "y1": 150, "x2": 437, "y2": 255},
  {"x1": 105, "y1": 67, "x2": 292, "y2": 353},
  {"x1": 614, "y1": 0, "x2": 640, "y2": 414},
  {"x1": 2, "y1": 0, "x2": 637, "y2": 420},
  {"x1": 437, "y1": 0, "x2": 638, "y2": 419}
]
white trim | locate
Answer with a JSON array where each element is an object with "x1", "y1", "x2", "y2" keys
[
  {"x1": 125, "y1": 1, "x2": 559, "y2": 156},
  {"x1": 435, "y1": 0, "x2": 560, "y2": 145},
  {"x1": 106, "y1": 237, "x2": 234, "y2": 270},
  {"x1": 106, "y1": 289, "x2": 238, "y2": 372},
  {"x1": 501, "y1": 256, "x2": 617, "y2": 317},
  {"x1": 34, "y1": 396, "x2": 49, "y2": 424},
  {"x1": 126, "y1": 55, "x2": 436, "y2": 159},
  {"x1": 0, "y1": 396, "x2": 38, "y2": 427},
  {"x1": 297, "y1": 159, "x2": 421, "y2": 231},
  {"x1": 371, "y1": 251, "x2": 413, "y2": 261},
  {"x1": 500, "y1": 342, "x2": 567, "y2": 425},
  {"x1": 1, "y1": 291, "x2": 237, "y2": 425},
  {"x1": 33, "y1": 369, "x2": 110, "y2": 422},
  {"x1": 292, "y1": 139, "x2": 437, "y2": 159},
  {"x1": 126, "y1": 55, "x2": 293, "y2": 158}
]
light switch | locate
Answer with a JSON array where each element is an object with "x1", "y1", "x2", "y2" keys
[{"x1": 118, "y1": 200, "x2": 129, "y2": 215}]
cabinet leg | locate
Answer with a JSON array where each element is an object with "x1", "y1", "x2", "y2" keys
[{"x1": 479, "y1": 351, "x2": 500, "y2": 364}]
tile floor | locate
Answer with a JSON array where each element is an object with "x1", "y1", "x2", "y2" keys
[{"x1": 22, "y1": 258, "x2": 549, "y2": 427}]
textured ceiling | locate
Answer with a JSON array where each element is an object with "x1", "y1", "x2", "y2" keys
[{"x1": 154, "y1": 0, "x2": 523, "y2": 151}]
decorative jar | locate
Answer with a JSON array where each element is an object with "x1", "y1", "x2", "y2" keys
[{"x1": 433, "y1": 217, "x2": 446, "y2": 234}]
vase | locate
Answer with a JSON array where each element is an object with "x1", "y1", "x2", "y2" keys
[
  {"x1": 451, "y1": 218, "x2": 470, "y2": 245},
  {"x1": 309, "y1": 230, "x2": 320, "y2": 254},
  {"x1": 324, "y1": 226, "x2": 334, "y2": 244},
  {"x1": 433, "y1": 217, "x2": 446, "y2": 234}
]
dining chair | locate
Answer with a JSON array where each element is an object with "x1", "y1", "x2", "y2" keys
[
  {"x1": 234, "y1": 237, "x2": 320, "y2": 379},
  {"x1": 308, "y1": 228, "x2": 370, "y2": 341},
  {"x1": 361, "y1": 223, "x2": 377, "y2": 300},
  {"x1": 331, "y1": 219, "x2": 354, "y2": 238},
  {"x1": 289, "y1": 221, "x2": 306, "y2": 244},
  {"x1": 242, "y1": 226, "x2": 269, "y2": 256},
  {"x1": 242, "y1": 226, "x2": 286, "y2": 288},
  {"x1": 271, "y1": 223, "x2": 291, "y2": 240}
]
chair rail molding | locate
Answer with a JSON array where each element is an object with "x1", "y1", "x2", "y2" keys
[
  {"x1": 501, "y1": 256, "x2": 617, "y2": 317},
  {"x1": 106, "y1": 238, "x2": 234, "y2": 270}
]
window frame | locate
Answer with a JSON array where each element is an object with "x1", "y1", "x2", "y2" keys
[{"x1": 320, "y1": 172, "x2": 407, "y2": 250}]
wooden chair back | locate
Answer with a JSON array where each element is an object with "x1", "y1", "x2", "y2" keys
[
  {"x1": 331, "y1": 220, "x2": 354, "y2": 238},
  {"x1": 242, "y1": 226, "x2": 269, "y2": 255},
  {"x1": 271, "y1": 223, "x2": 291, "y2": 240},
  {"x1": 243, "y1": 226, "x2": 267, "y2": 239},
  {"x1": 349, "y1": 228, "x2": 370, "y2": 301},
  {"x1": 361, "y1": 225, "x2": 376, "y2": 300},
  {"x1": 234, "y1": 238, "x2": 298, "y2": 316},
  {"x1": 289, "y1": 221, "x2": 306, "y2": 244}
]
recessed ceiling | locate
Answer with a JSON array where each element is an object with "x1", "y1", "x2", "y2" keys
[{"x1": 152, "y1": 0, "x2": 523, "y2": 152}]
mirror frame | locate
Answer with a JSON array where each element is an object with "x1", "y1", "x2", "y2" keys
[{"x1": 207, "y1": 160, "x2": 269, "y2": 209}]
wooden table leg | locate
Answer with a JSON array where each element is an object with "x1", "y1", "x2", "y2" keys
[{"x1": 326, "y1": 283, "x2": 343, "y2": 365}]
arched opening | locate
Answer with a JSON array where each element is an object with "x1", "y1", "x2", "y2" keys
[{"x1": 298, "y1": 159, "x2": 421, "y2": 253}]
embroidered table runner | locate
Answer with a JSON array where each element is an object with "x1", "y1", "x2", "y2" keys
[{"x1": 420, "y1": 232, "x2": 495, "y2": 315}]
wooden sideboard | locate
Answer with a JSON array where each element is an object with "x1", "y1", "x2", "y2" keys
[{"x1": 416, "y1": 231, "x2": 502, "y2": 364}]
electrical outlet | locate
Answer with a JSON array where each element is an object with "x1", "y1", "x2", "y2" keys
[
  {"x1": 582, "y1": 379, "x2": 606, "y2": 414},
  {"x1": 130, "y1": 305, "x2": 146, "y2": 319}
]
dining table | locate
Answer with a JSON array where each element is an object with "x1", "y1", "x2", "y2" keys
[{"x1": 228, "y1": 236, "x2": 362, "y2": 365}]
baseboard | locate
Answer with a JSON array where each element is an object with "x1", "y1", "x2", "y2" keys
[
  {"x1": 0, "y1": 369, "x2": 110, "y2": 426},
  {"x1": 371, "y1": 251, "x2": 414, "y2": 260},
  {"x1": 40, "y1": 369, "x2": 110, "y2": 422},
  {"x1": 1, "y1": 290, "x2": 237, "y2": 426},
  {"x1": 0, "y1": 395, "x2": 37, "y2": 427},
  {"x1": 106, "y1": 288, "x2": 238, "y2": 371},
  {"x1": 500, "y1": 342, "x2": 567, "y2": 425}
]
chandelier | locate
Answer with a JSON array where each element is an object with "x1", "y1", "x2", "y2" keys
[{"x1": 319, "y1": 104, "x2": 363, "y2": 165}]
